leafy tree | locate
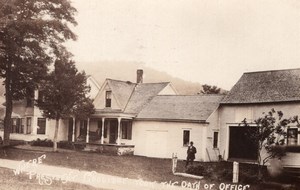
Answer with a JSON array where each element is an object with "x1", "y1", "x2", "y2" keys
[
  {"x1": 240, "y1": 109, "x2": 300, "y2": 179},
  {"x1": 200, "y1": 84, "x2": 221, "y2": 94},
  {"x1": 0, "y1": 0, "x2": 77, "y2": 144},
  {"x1": 73, "y1": 97, "x2": 95, "y2": 121},
  {"x1": 37, "y1": 57, "x2": 95, "y2": 152}
]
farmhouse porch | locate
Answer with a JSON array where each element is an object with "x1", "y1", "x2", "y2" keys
[{"x1": 70, "y1": 112, "x2": 135, "y2": 155}]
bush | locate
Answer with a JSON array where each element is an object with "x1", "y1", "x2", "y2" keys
[
  {"x1": 31, "y1": 138, "x2": 53, "y2": 147},
  {"x1": 186, "y1": 162, "x2": 232, "y2": 179},
  {"x1": 186, "y1": 161, "x2": 265, "y2": 184},
  {"x1": 218, "y1": 167, "x2": 233, "y2": 181},
  {"x1": 186, "y1": 164, "x2": 206, "y2": 176},
  {"x1": 73, "y1": 143, "x2": 85, "y2": 150},
  {"x1": 31, "y1": 139, "x2": 77, "y2": 150},
  {"x1": 57, "y1": 141, "x2": 74, "y2": 150}
]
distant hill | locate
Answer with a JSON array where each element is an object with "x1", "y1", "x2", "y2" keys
[
  {"x1": 0, "y1": 61, "x2": 225, "y2": 97},
  {"x1": 76, "y1": 61, "x2": 205, "y2": 95}
]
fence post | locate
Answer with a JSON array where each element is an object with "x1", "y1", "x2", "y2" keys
[
  {"x1": 233, "y1": 161, "x2": 239, "y2": 183},
  {"x1": 172, "y1": 153, "x2": 178, "y2": 174}
]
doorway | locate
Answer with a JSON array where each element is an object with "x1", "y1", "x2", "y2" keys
[
  {"x1": 109, "y1": 120, "x2": 118, "y2": 144},
  {"x1": 228, "y1": 126, "x2": 258, "y2": 160}
]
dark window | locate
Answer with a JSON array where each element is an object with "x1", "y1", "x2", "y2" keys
[
  {"x1": 26, "y1": 117, "x2": 32, "y2": 134},
  {"x1": 183, "y1": 130, "x2": 190, "y2": 146},
  {"x1": 121, "y1": 120, "x2": 132, "y2": 140},
  {"x1": 11, "y1": 118, "x2": 23, "y2": 134},
  {"x1": 287, "y1": 128, "x2": 298, "y2": 145},
  {"x1": 213, "y1": 132, "x2": 219, "y2": 148},
  {"x1": 20, "y1": 118, "x2": 25, "y2": 134},
  {"x1": 37, "y1": 118, "x2": 46, "y2": 134},
  {"x1": 11, "y1": 118, "x2": 17, "y2": 133},
  {"x1": 105, "y1": 91, "x2": 112, "y2": 107}
]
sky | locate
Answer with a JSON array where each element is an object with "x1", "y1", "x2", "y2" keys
[{"x1": 67, "y1": 0, "x2": 300, "y2": 90}]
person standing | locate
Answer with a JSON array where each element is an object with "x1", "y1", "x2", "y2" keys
[{"x1": 186, "y1": 141, "x2": 197, "y2": 168}]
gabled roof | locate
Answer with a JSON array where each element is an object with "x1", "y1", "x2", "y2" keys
[
  {"x1": 124, "y1": 82, "x2": 170, "y2": 114},
  {"x1": 94, "y1": 78, "x2": 171, "y2": 114},
  {"x1": 106, "y1": 79, "x2": 136, "y2": 109},
  {"x1": 137, "y1": 95, "x2": 224, "y2": 122},
  {"x1": 221, "y1": 68, "x2": 300, "y2": 104}
]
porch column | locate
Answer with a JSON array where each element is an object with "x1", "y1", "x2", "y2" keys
[
  {"x1": 72, "y1": 117, "x2": 75, "y2": 142},
  {"x1": 100, "y1": 117, "x2": 105, "y2": 144},
  {"x1": 116, "y1": 117, "x2": 121, "y2": 145},
  {"x1": 86, "y1": 118, "x2": 90, "y2": 143}
]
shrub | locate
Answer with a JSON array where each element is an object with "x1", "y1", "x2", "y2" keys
[
  {"x1": 31, "y1": 139, "x2": 78, "y2": 150},
  {"x1": 240, "y1": 170, "x2": 261, "y2": 184},
  {"x1": 186, "y1": 161, "x2": 265, "y2": 184},
  {"x1": 57, "y1": 141, "x2": 74, "y2": 150},
  {"x1": 31, "y1": 138, "x2": 53, "y2": 147},
  {"x1": 74, "y1": 143, "x2": 85, "y2": 150},
  {"x1": 218, "y1": 167, "x2": 232, "y2": 181},
  {"x1": 186, "y1": 164, "x2": 207, "y2": 176}
]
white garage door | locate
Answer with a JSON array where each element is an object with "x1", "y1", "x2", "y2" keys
[{"x1": 145, "y1": 130, "x2": 168, "y2": 158}]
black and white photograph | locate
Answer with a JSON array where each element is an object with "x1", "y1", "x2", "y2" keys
[{"x1": 0, "y1": 0, "x2": 300, "y2": 189}]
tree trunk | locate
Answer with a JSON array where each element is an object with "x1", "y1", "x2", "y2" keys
[
  {"x1": 3, "y1": 63, "x2": 13, "y2": 145},
  {"x1": 257, "y1": 143, "x2": 263, "y2": 181},
  {"x1": 53, "y1": 117, "x2": 60, "y2": 152}
]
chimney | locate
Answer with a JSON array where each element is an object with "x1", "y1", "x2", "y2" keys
[{"x1": 137, "y1": 69, "x2": 143, "y2": 83}]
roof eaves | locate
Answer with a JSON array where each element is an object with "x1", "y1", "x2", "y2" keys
[
  {"x1": 106, "y1": 78, "x2": 136, "y2": 84},
  {"x1": 244, "y1": 68, "x2": 300, "y2": 75},
  {"x1": 220, "y1": 100, "x2": 300, "y2": 105},
  {"x1": 135, "y1": 117, "x2": 208, "y2": 124}
]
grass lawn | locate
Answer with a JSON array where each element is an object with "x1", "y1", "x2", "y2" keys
[
  {"x1": 3, "y1": 148, "x2": 200, "y2": 183},
  {"x1": 1, "y1": 147, "x2": 297, "y2": 190},
  {"x1": 0, "y1": 167, "x2": 106, "y2": 190}
]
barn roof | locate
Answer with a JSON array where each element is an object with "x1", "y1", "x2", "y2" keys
[
  {"x1": 137, "y1": 95, "x2": 224, "y2": 122},
  {"x1": 221, "y1": 68, "x2": 300, "y2": 104}
]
